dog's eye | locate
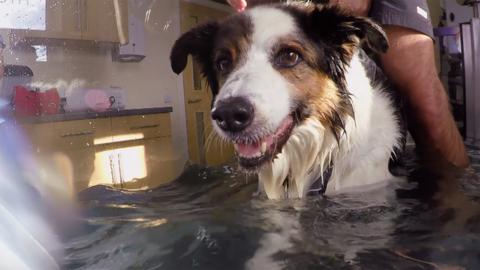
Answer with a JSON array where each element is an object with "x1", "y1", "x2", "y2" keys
[
  {"x1": 275, "y1": 49, "x2": 302, "y2": 68},
  {"x1": 216, "y1": 57, "x2": 232, "y2": 73}
]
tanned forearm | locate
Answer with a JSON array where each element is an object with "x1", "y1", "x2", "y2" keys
[{"x1": 380, "y1": 26, "x2": 469, "y2": 168}]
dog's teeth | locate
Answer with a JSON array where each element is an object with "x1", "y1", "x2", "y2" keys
[
  {"x1": 261, "y1": 142, "x2": 267, "y2": 153},
  {"x1": 234, "y1": 144, "x2": 239, "y2": 151}
]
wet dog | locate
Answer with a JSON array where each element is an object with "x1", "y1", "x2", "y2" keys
[{"x1": 171, "y1": 2, "x2": 401, "y2": 199}]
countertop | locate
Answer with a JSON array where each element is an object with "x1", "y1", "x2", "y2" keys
[{"x1": 16, "y1": 107, "x2": 173, "y2": 124}]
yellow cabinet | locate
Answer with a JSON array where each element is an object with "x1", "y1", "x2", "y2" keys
[
  {"x1": 18, "y1": 119, "x2": 99, "y2": 192},
  {"x1": 54, "y1": 118, "x2": 112, "y2": 150},
  {"x1": 110, "y1": 113, "x2": 171, "y2": 142},
  {"x1": 20, "y1": 121, "x2": 57, "y2": 154},
  {"x1": 88, "y1": 141, "x2": 147, "y2": 188},
  {"x1": 89, "y1": 114, "x2": 176, "y2": 190},
  {"x1": 64, "y1": 147, "x2": 96, "y2": 192},
  {"x1": 19, "y1": 0, "x2": 82, "y2": 40},
  {"x1": 14, "y1": 0, "x2": 128, "y2": 43},
  {"x1": 82, "y1": 0, "x2": 129, "y2": 43},
  {"x1": 143, "y1": 137, "x2": 184, "y2": 188},
  {"x1": 18, "y1": 112, "x2": 181, "y2": 193}
]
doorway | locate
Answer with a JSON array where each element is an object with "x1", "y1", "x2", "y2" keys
[{"x1": 180, "y1": 1, "x2": 234, "y2": 166}]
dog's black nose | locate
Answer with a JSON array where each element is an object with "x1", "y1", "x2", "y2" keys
[{"x1": 212, "y1": 97, "x2": 254, "y2": 132}]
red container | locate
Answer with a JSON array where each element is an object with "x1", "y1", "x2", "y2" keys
[
  {"x1": 13, "y1": 86, "x2": 40, "y2": 117},
  {"x1": 13, "y1": 86, "x2": 60, "y2": 116}
]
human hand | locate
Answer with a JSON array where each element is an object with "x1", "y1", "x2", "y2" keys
[{"x1": 227, "y1": 0, "x2": 247, "y2": 12}]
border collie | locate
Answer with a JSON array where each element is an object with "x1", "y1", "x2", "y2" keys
[{"x1": 171, "y1": 2, "x2": 401, "y2": 199}]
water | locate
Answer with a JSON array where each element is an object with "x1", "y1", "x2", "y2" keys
[{"x1": 63, "y1": 149, "x2": 480, "y2": 270}]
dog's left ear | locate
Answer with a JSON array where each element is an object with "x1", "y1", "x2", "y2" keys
[
  {"x1": 170, "y1": 22, "x2": 220, "y2": 95},
  {"x1": 346, "y1": 16, "x2": 389, "y2": 54},
  {"x1": 308, "y1": 6, "x2": 389, "y2": 54},
  {"x1": 170, "y1": 22, "x2": 219, "y2": 74}
]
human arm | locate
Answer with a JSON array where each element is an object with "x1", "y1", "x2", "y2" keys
[
  {"x1": 341, "y1": 0, "x2": 468, "y2": 167},
  {"x1": 379, "y1": 26, "x2": 469, "y2": 167},
  {"x1": 227, "y1": 0, "x2": 371, "y2": 15}
]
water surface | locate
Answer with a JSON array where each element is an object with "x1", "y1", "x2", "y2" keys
[{"x1": 64, "y1": 147, "x2": 480, "y2": 270}]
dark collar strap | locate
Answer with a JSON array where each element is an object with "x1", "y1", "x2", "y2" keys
[{"x1": 306, "y1": 165, "x2": 333, "y2": 196}]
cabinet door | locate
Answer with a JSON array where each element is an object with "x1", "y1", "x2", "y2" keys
[
  {"x1": 63, "y1": 147, "x2": 96, "y2": 192},
  {"x1": 142, "y1": 137, "x2": 182, "y2": 189},
  {"x1": 19, "y1": 0, "x2": 82, "y2": 40},
  {"x1": 17, "y1": 121, "x2": 96, "y2": 193},
  {"x1": 82, "y1": 0, "x2": 129, "y2": 43},
  {"x1": 19, "y1": 122, "x2": 57, "y2": 154},
  {"x1": 110, "y1": 113, "x2": 171, "y2": 143},
  {"x1": 86, "y1": 137, "x2": 182, "y2": 190},
  {"x1": 54, "y1": 118, "x2": 112, "y2": 150},
  {"x1": 88, "y1": 144, "x2": 118, "y2": 188},
  {"x1": 89, "y1": 140, "x2": 148, "y2": 189}
]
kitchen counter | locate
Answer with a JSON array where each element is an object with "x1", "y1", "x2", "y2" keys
[{"x1": 16, "y1": 107, "x2": 173, "y2": 124}]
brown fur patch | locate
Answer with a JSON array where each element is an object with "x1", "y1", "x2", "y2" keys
[{"x1": 278, "y1": 64, "x2": 340, "y2": 124}]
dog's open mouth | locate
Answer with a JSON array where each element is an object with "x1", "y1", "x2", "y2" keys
[{"x1": 233, "y1": 115, "x2": 296, "y2": 170}]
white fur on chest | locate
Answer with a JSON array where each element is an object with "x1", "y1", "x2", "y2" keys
[{"x1": 258, "y1": 54, "x2": 401, "y2": 199}]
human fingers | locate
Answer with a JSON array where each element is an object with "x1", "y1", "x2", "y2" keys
[{"x1": 226, "y1": 0, "x2": 247, "y2": 12}]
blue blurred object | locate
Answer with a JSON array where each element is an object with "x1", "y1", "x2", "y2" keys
[{"x1": 0, "y1": 104, "x2": 62, "y2": 270}]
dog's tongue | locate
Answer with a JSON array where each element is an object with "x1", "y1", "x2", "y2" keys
[{"x1": 234, "y1": 116, "x2": 294, "y2": 158}]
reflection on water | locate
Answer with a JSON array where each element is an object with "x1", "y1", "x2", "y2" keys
[{"x1": 64, "y1": 148, "x2": 480, "y2": 270}]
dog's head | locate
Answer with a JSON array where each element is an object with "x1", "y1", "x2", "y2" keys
[{"x1": 171, "y1": 3, "x2": 388, "y2": 171}]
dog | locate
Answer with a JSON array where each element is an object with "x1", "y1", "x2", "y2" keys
[{"x1": 170, "y1": 2, "x2": 402, "y2": 199}]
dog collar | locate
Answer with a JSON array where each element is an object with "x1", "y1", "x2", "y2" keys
[{"x1": 306, "y1": 165, "x2": 333, "y2": 196}]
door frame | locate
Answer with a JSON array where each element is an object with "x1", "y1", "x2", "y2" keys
[{"x1": 176, "y1": 0, "x2": 232, "y2": 165}]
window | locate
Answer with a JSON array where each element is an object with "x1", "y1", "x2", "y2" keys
[{"x1": 0, "y1": 0, "x2": 46, "y2": 30}]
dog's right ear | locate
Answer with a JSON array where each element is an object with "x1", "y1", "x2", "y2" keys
[{"x1": 170, "y1": 22, "x2": 219, "y2": 75}]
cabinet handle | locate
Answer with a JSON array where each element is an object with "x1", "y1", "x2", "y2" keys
[
  {"x1": 60, "y1": 131, "x2": 94, "y2": 138},
  {"x1": 109, "y1": 154, "x2": 118, "y2": 186},
  {"x1": 113, "y1": 0, "x2": 128, "y2": 44},
  {"x1": 188, "y1": 98, "x2": 202, "y2": 104},
  {"x1": 82, "y1": 0, "x2": 88, "y2": 33},
  {"x1": 129, "y1": 124, "x2": 159, "y2": 130},
  {"x1": 117, "y1": 153, "x2": 124, "y2": 188},
  {"x1": 75, "y1": 0, "x2": 81, "y2": 31}
]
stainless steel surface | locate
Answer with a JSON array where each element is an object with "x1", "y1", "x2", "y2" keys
[
  {"x1": 461, "y1": 17, "x2": 480, "y2": 146},
  {"x1": 473, "y1": 18, "x2": 480, "y2": 145},
  {"x1": 462, "y1": 23, "x2": 474, "y2": 142}
]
